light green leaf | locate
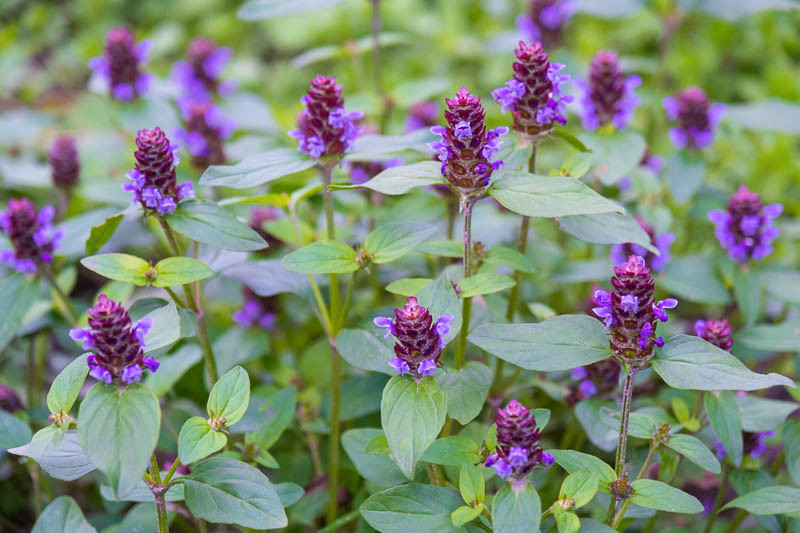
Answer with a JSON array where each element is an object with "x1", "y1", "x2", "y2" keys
[
  {"x1": 199, "y1": 148, "x2": 315, "y2": 188},
  {"x1": 141, "y1": 302, "x2": 181, "y2": 353},
  {"x1": 468, "y1": 315, "x2": 611, "y2": 371},
  {"x1": 484, "y1": 246, "x2": 536, "y2": 274},
  {"x1": 47, "y1": 354, "x2": 89, "y2": 416},
  {"x1": 85, "y1": 213, "x2": 123, "y2": 255},
  {"x1": 356, "y1": 161, "x2": 445, "y2": 195},
  {"x1": 578, "y1": 129, "x2": 646, "y2": 185},
  {"x1": 349, "y1": 128, "x2": 437, "y2": 157},
  {"x1": 666, "y1": 434, "x2": 721, "y2": 474},
  {"x1": 360, "y1": 483, "x2": 463, "y2": 533},
  {"x1": 336, "y1": 328, "x2": 395, "y2": 375},
  {"x1": 722, "y1": 485, "x2": 800, "y2": 515},
  {"x1": 8, "y1": 428, "x2": 95, "y2": 481},
  {"x1": 733, "y1": 268, "x2": 761, "y2": 327},
  {"x1": 385, "y1": 278, "x2": 433, "y2": 296},
  {"x1": 32, "y1": 496, "x2": 96, "y2": 533},
  {"x1": 459, "y1": 463, "x2": 485, "y2": 505},
  {"x1": 437, "y1": 361, "x2": 492, "y2": 425},
  {"x1": 275, "y1": 482, "x2": 304, "y2": 508},
  {"x1": 705, "y1": 391, "x2": 743, "y2": 467},
  {"x1": 554, "y1": 506, "x2": 581, "y2": 533},
  {"x1": 558, "y1": 212, "x2": 658, "y2": 254},
  {"x1": 451, "y1": 505, "x2": 482, "y2": 528},
  {"x1": 80, "y1": 253, "x2": 151, "y2": 286},
  {"x1": 459, "y1": 273, "x2": 515, "y2": 298},
  {"x1": 207, "y1": 366, "x2": 250, "y2": 426},
  {"x1": 559, "y1": 470, "x2": 599, "y2": 508},
  {"x1": 417, "y1": 273, "x2": 462, "y2": 344},
  {"x1": 152, "y1": 257, "x2": 214, "y2": 287},
  {"x1": 178, "y1": 417, "x2": 228, "y2": 465},
  {"x1": 281, "y1": 240, "x2": 358, "y2": 274},
  {"x1": 630, "y1": 479, "x2": 704, "y2": 513},
  {"x1": 364, "y1": 222, "x2": 437, "y2": 264},
  {"x1": 421, "y1": 436, "x2": 480, "y2": 466},
  {"x1": 665, "y1": 151, "x2": 706, "y2": 204},
  {"x1": 548, "y1": 449, "x2": 616, "y2": 486},
  {"x1": 166, "y1": 200, "x2": 267, "y2": 252},
  {"x1": 491, "y1": 483, "x2": 541, "y2": 533}
]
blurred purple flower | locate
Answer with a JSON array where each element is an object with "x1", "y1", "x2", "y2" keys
[
  {"x1": 708, "y1": 185, "x2": 781, "y2": 263},
  {"x1": 575, "y1": 50, "x2": 640, "y2": 130},
  {"x1": 663, "y1": 87, "x2": 725, "y2": 150},
  {"x1": 88, "y1": 27, "x2": 153, "y2": 101},
  {"x1": 0, "y1": 199, "x2": 63, "y2": 274}
]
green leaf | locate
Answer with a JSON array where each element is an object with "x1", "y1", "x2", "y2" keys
[
  {"x1": 0, "y1": 410, "x2": 31, "y2": 449},
  {"x1": 183, "y1": 457, "x2": 287, "y2": 529},
  {"x1": 580, "y1": 519, "x2": 617, "y2": 532},
  {"x1": 438, "y1": 361, "x2": 492, "y2": 425},
  {"x1": 166, "y1": 200, "x2": 267, "y2": 251},
  {"x1": 548, "y1": 450, "x2": 616, "y2": 486},
  {"x1": 360, "y1": 484, "x2": 463, "y2": 533},
  {"x1": 253, "y1": 386, "x2": 297, "y2": 450},
  {"x1": 77, "y1": 383, "x2": 160, "y2": 498},
  {"x1": 380, "y1": 376, "x2": 447, "y2": 479},
  {"x1": 32, "y1": 496, "x2": 96, "y2": 533},
  {"x1": 468, "y1": 315, "x2": 611, "y2": 371},
  {"x1": 416, "y1": 239, "x2": 463, "y2": 258},
  {"x1": 281, "y1": 240, "x2": 358, "y2": 274},
  {"x1": 491, "y1": 483, "x2": 541, "y2": 533},
  {"x1": 365, "y1": 434, "x2": 391, "y2": 455},
  {"x1": 759, "y1": 269, "x2": 800, "y2": 304},
  {"x1": 737, "y1": 395, "x2": 798, "y2": 432},
  {"x1": 152, "y1": 257, "x2": 214, "y2": 287},
  {"x1": 489, "y1": 171, "x2": 623, "y2": 217},
  {"x1": 705, "y1": 391, "x2": 743, "y2": 467},
  {"x1": 459, "y1": 273, "x2": 515, "y2": 298},
  {"x1": 199, "y1": 148, "x2": 315, "y2": 188},
  {"x1": 557, "y1": 212, "x2": 657, "y2": 254},
  {"x1": 364, "y1": 222, "x2": 437, "y2": 264},
  {"x1": 578, "y1": 129, "x2": 646, "y2": 185},
  {"x1": 575, "y1": 399, "x2": 618, "y2": 452},
  {"x1": 355, "y1": 161, "x2": 445, "y2": 195},
  {"x1": 207, "y1": 366, "x2": 250, "y2": 426},
  {"x1": 484, "y1": 246, "x2": 536, "y2": 273},
  {"x1": 554, "y1": 506, "x2": 581, "y2": 533},
  {"x1": 652, "y1": 335, "x2": 795, "y2": 390},
  {"x1": 178, "y1": 417, "x2": 228, "y2": 465},
  {"x1": 736, "y1": 321, "x2": 800, "y2": 352},
  {"x1": 274, "y1": 482, "x2": 304, "y2": 508},
  {"x1": 144, "y1": 344, "x2": 202, "y2": 397},
  {"x1": 722, "y1": 485, "x2": 800, "y2": 515},
  {"x1": 8, "y1": 428, "x2": 95, "y2": 481},
  {"x1": 783, "y1": 420, "x2": 800, "y2": 487},
  {"x1": 0, "y1": 274, "x2": 39, "y2": 351},
  {"x1": 336, "y1": 328, "x2": 394, "y2": 374},
  {"x1": 630, "y1": 479, "x2": 703, "y2": 513},
  {"x1": 80, "y1": 253, "x2": 151, "y2": 285},
  {"x1": 532, "y1": 408, "x2": 551, "y2": 430},
  {"x1": 671, "y1": 398, "x2": 690, "y2": 423},
  {"x1": 733, "y1": 268, "x2": 761, "y2": 327},
  {"x1": 85, "y1": 213, "x2": 123, "y2": 255},
  {"x1": 660, "y1": 255, "x2": 732, "y2": 305},
  {"x1": 459, "y1": 463, "x2": 485, "y2": 505},
  {"x1": 47, "y1": 354, "x2": 89, "y2": 417},
  {"x1": 665, "y1": 151, "x2": 706, "y2": 204},
  {"x1": 451, "y1": 505, "x2": 482, "y2": 528},
  {"x1": 238, "y1": 0, "x2": 344, "y2": 19},
  {"x1": 421, "y1": 436, "x2": 480, "y2": 466},
  {"x1": 560, "y1": 470, "x2": 599, "y2": 508},
  {"x1": 341, "y1": 429, "x2": 407, "y2": 487},
  {"x1": 140, "y1": 302, "x2": 181, "y2": 353},
  {"x1": 416, "y1": 273, "x2": 462, "y2": 344},
  {"x1": 385, "y1": 278, "x2": 433, "y2": 296},
  {"x1": 666, "y1": 434, "x2": 721, "y2": 474},
  {"x1": 559, "y1": 152, "x2": 594, "y2": 178}
]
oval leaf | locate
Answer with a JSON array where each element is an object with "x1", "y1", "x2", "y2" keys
[
  {"x1": 491, "y1": 483, "x2": 542, "y2": 533},
  {"x1": 630, "y1": 479, "x2": 704, "y2": 514},
  {"x1": 666, "y1": 434, "x2": 721, "y2": 474},
  {"x1": 437, "y1": 361, "x2": 492, "y2": 425},
  {"x1": 32, "y1": 496, "x2": 95, "y2": 533},
  {"x1": 459, "y1": 273, "x2": 515, "y2": 298},
  {"x1": 153, "y1": 257, "x2": 214, "y2": 287},
  {"x1": 166, "y1": 200, "x2": 267, "y2": 251},
  {"x1": 200, "y1": 148, "x2": 315, "y2": 188},
  {"x1": 47, "y1": 354, "x2": 90, "y2": 416},
  {"x1": 80, "y1": 253, "x2": 150, "y2": 286},
  {"x1": 8, "y1": 428, "x2": 95, "y2": 481},
  {"x1": 421, "y1": 436, "x2": 479, "y2": 466},
  {"x1": 178, "y1": 416, "x2": 228, "y2": 465},
  {"x1": 360, "y1": 483, "x2": 463, "y2": 533},
  {"x1": 281, "y1": 240, "x2": 358, "y2": 274},
  {"x1": 207, "y1": 366, "x2": 250, "y2": 426},
  {"x1": 722, "y1": 485, "x2": 800, "y2": 515},
  {"x1": 357, "y1": 161, "x2": 444, "y2": 195},
  {"x1": 365, "y1": 222, "x2": 437, "y2": 264}
]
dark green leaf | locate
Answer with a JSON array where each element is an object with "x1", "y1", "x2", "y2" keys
[
  {"x1": 199, "y1": 148, "x2": 315, "y2": 188},
  {"x1": 275, "y1": 482, "x2": 304, "y2": 508},
  {"x1": 253, "y1": 386, "x2": 297, "y2": 450},
  {"x1": 705, "y1": 391, "x2": 743, "y2": 467},
  {"x1": 783, "y1": 420, "x2": 800, "y2": 487},
  {"x1": 437, "y1": 361, "x2": 492, "y2": 425},
  {"x1": 733, "y1": 268, "x2": 761, "y2": 327},
  {"x1": 558, "y1": 212, "x2": 658, "y2": 254},
  {"x1": 722, "y1": 485, "x2": 800, "y2": 515},
  {"x1": 152, "y1": 257, "x2": 214, "y2": 287},
  {"x1": 0, "y1": 274, "x2": 39, "y2": 351},
  {"x1": 85, "y1": 213, "x2": 123, "y2": 255},
  {"x1": 166, "y1": 200, "x2": 267, "y2": 252},
  {"x1": 630, "y1": 479, "x2": 703, "y2": 513},
  {"x1": 31, "y1": 496, "x2": 95, "y2": 533},
  {"x1": 491, "y1": 483, "x2": 541, "y2": 533},
  {"x1": 80, "y1": 253, "x2": 150, "y2": 285},
  {"x1": 336, "y1": 328, "x2": 395, "y2": 374},
  {"x1": 666, "y1": 434, "x2": 721, "y2": 474},
  {"x1": 281, "y1": 240, "x2": 358, "y2": 274},
  {"x1": 421, "y1": 436, "x2": 480, "y2": 466},
  {"x1": 364, "y1": 222, "x2": 437, "y2": 264},
  {"x1": 360, "y1": 484, "x2": 463, "y2": 533}
]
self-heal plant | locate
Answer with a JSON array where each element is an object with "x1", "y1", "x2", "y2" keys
[
  {"x1": 0, "y1": 199, "x2": 63, "y2": 274},
  {"x1": 88, "y1": 27, "x2": 153, "y2": 101},
  {"x1": 575, "y1": 50, "x2": 641, "y2": 130},
  {"x1": 374, "y1": 296, "x2": 453, "y2": 380},
  {"x1": 122, "y1": 127, "x2": 195, "y2": 215},
  {"x1": 69, "y1": 294, "x2": 158, "y2": 384},
  {"x1": 172, "y1": 37, "x2": 237, "y2": 100},
  {"x1": 174, "y1": 98, "x2": 236, "y2": 170},
  {"x1": 708, "y1": 185, "x2": 781, "y2": 263},
  {"x1": 663, "y1": 86, "x2": 725, "y2": 150},
  {"x1": 491, "y1": 41, "x2": 572, "y2": 143},
  {"x1": 609, "y1": 216, "x2": 675, "y2": 272}
]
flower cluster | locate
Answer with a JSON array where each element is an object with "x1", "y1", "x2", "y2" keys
[
  {"x1": 516, "y1": 0, "x2": 576, "y2": 49},
  {"x1": 565, "y1": 359, "x2": 621, "y2": 405},
  {"x1": 69, "y1": 295, "x2": 158, "y2": 384},
  {"x1": 405, "y1": 101, "x2": 439, "y2": 132},
  {"x1": 708, "y1": 186, "x2": 781, "y2": 263},
  {"x1": 0, "y1": 199, "x2": 63, "y2": 274},
  {"x1": 492, "y1": 41, "x2": 572, "y2": 141},
  {"x1": 715, "y1": 430, "x2": 775, "y2": 461},
  {"x1": 122, "y1": 127, "x2": 195, "y2": 215},
  {"x1": 174, "y1": 98, "x2": 235, "y2": 169},
  {"x1": 610, "y1": 216, "x2": 675, "y2": 273},
  {"x1": 485, "y1": 400, "x2": 553, "y2": 485},
  {"x1": 429, "y1": 87, "x2": 508, "y2": 197},
  {"x1": 374, "y1": 297, "x2": 453, "y2": 380},
  {"x1": 172, "y1": 37, "x2": 236, "y2": 101},
  {"x1": 592, "y1": 255, "x2": 677, "y2": 364},
  {"x1": 88, "y1": 27, "x2": 153, "y2": 101},
  {"x1": 663, "y1": 87, "x2": 725, "y2": 150},
  {"x1": 575, "y1": 50, "x2": 641, "y2": 130},
  {"x1": 49, "y1": 136, "x2": 80, "y2": 189},
  {"x1": 233, "y1": 287, "x2": 277, "y2": 330},
  {"x1": 288, "y1": 75, "x2": 363, "y2": 159},
  {"x1": 347, "y1": 158, "x2": 403, "y2": 185},
  {"x1": 695, "y1": 318, "x2": 733, "y2": 351}
]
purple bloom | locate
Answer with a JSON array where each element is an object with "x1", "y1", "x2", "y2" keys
[
  {"x1": 0, "y1": 199, "x2": 63, "y2": 274},
  {"x1": 121, "y1": 364, "x2": 143, "y2": 384},
  {"x1": 576, "y1": 50, "x2": 640, "y2": 131},
  {"x1": 417, "y1": 360, "x2": 437, "y2": 378},
  {"x1": 570, "y1": 366, "x2": 587, "y2": 380},
  {"x1": 88, "y1": 27, "x2": 152, "y2": 101},
  {"x1": 373, "y1": 316, "x2": 395, "y2": 338},
  {"x1": 708, "y1": 186, "x2": 781, "y2": 263},
  {"x1": 663, "y1": 87, "x2": 725, "y2": 150},
  {"x1": 389, "y1": 357, "x2": 411, "y2": 375},
  {"x1": 516, "y1": 0, "x2": 576, "y2": 48},
  {"x1": 172, "y1": 38, "x2": 236, "y2": 101},
  {"x1": 489, "y1": 400, "x2": 549, "y2": 483},
  {"x1": 492, "y1": 457, "x2": 513, "y2": 479},
  {"x1": 49, "y1": 136, "x2": 80, "y2": 189},
  {"x1": 578, "y1": 380, "x2": 598, "y2": 398},
  {"x1": 695, "y1": 318, "x2": 733, "y2": 351},
  {"x1": 233, "y1": 289, "x2": 278, "y2": 331},
  {"x1": 565, "y1": 359, "x2": 620, "y2": 405},
  {"x1": 404, "y1": 101, "x2": 440, "y2": 132},
  {"x1": 508, "y1": 446, "x2": 528, "y2": 467},
  {"x1": 652, "y1": 298, "x2": 677, "y2": 322},
  {"x1": 609, "y1": 216, "x2": 674, "y2": 273},
  {"x1": 174, "y1": 98, "x2": 236, "y2": 170},
  {"x1": 347, "y1": 158, "x2": 403, "y2": 185},
  {"x1": 620, "y1": 294, "x2": 638, "y2": 313},
  {"x1": 143, "y1": 357, "x2": 160, "y2": 372}
]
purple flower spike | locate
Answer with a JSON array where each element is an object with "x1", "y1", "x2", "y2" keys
[
  {"x1": 708, "y1": 185, "x2": 781, "y2": 263},
  {"x1": 516, "y1": 0, "x2": 576, "y2": 48},
  {"x1": 610, "y1": 216, "x2": 674, "y2": 273},
  {"x1": 288, "y1": 75, "x2": 362, "y2": 158},
  {"x1": 174, "y1": 98, "x2": 235, "y2": 170},
  {"x1": 124, "y1": 127, "x2": 191, "y2": 215},
  {"x1": 74, "y1": 294, "x2": 156, "y2": 385},
  {"x1": 234, "y1": 288, "x2": 279, "y2": 331},
  {"x1": 417, "y1": 360, "x2": 437, "y2": 378},
  {"x1": 576, "y1": 50, "x2": 640, "y2": 131},
  {"x1": 88, "y1": 27, "x2": 152, "y2": 101},
  {"x1": 49, "y1": 136, "x2": 80, "y2": 189},
  {"x1": 490, "y1": 400, "x2": 547, "y2": 483},
  {"x1": 405, "y1": 101, "x2": 440, "y2": 132},
  {"x1": 663, "y1": 87, "x2": 724, "y2": 150},
  {"x1": 493, "y1": 458, "x2": 513, "y2": 479},
  {"x1": 172, "y1": 38, "x2": 235, "y2": 101},
  {"x1": 0, "y1": 198, "x2": 62, "y2": 274},
  {"x1": 695, "y1": 318, "x2": 733, "y2": 351}
]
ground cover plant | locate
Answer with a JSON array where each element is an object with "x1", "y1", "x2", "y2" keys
[{"x1": 1, "y1": 0, "x2": 800, "y2": 531}]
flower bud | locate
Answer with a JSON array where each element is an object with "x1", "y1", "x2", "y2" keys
[
  {"x1": 610, "y1": 473, "x2": 634, "y2": 501},
  {"x1": 610, "y1": 216, "x2": 674, "y2": 273},
  {"x1": 708, "y1": 186, "x2": 781, "y2": 263},
  {"x1": 49, "y1": 136, "x2": 80, "y2": 188},
  {"x1": 123, "y1": 127, "x2": 194, "y2": 215},
  {"x1": 69, "y1": 295, "x2": 158, "y2": 385},
  {"x1": 694, "y1": 318, "x2": 733, "y2": 351},
  {"x1": 373, "y1": 297, "x2": 453, "y2": 381},
  {"x1": 175, "y1": 99, "x2": 235, "y2": 170},
  {"x1": 0, "y1": 199, "x2": 63, "y2": 274},
  {"x1": 88, "y1": 27, "x2": 153, "y2": 101},
  {"x1": 576, "y1": 50, "x2": 640, "y2": 130},
  {"x1": 663, "y1": 87, "x2": 725, "y2": 150},
  {"x1": 485, "y1": 400, "x2": 552, "y2": 484}
]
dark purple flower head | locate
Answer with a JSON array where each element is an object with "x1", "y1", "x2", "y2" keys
[
  {"x1": 374, "y1": 296, "x2": 453, "y2": 381},
  {"x1": 249, "y1": 207, "x2": 283, "y2": 248},
  {"x1": 172, "y1": 37, "x2": 236, "y2": 101},
  {"x1": 492, "y1": 41, "x2": 572, "y2": 142},
  {"x1": 0, "y1": 199, "x2": 64, "y2": 274},
  {"x1": 88, "y1": 27, "x2": 153, "y2": 101},
  {"x1": 592, "y1": 255, "x2": 677, "y2": 365},
  {"x1": 69, "y1": 295, "x2": 157, "y2": 385},
  {"x1": 123, "y1": 127, "x2": 194, "y2": 215},
  {"x1": 695, "y1": 318, "x2": 733, "y2": 351},
  {"x1": 49, "y1": 136, "x2": 80, "y2": 188},
  {"x1": 288, "y1": 75, "x2": 363, "y2": 159},
  {"x1": 576, "y1": 50, "x2": 641, "y2": 130},
  {"x1": 0, "y1": 383, "x2": 22, "y2": 413},
  {"x1": 404, "y1": 101, "x2": 440, "y2": 132},
  {"x1": 174, "y1": 98, "x2": 236, "y2": 170},
  {"x1": 485, "y1": 400, "x2": 551, "y2": 486},
  {"x1": 610, "y1": 473, "x2": 634, "y2": 501},
  {"x1": 610, "y1": 216, "x2": 674, "y2": 273},
  {"x1": 565, "y1": 359, "x2": 621, "y2": 405},
  {"x1": 663, "y1": 87, "x2": 725, "y2": 150},
  {"x1": 233, "y1": 287, "x2": 277, "y2": 331},
  {"x1": 516, "y1": 0, "x2": 577, "y2": 48},
  {"x1": 428, "y1": 87, "x2": 508, "y2": 198},
  {"x1": 708, "y1": 186, "x2": 781, "y2": 263}
]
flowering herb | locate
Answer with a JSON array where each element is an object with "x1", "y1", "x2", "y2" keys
[
  {"x1": 172, "y1": 37, "x2": 237, "y2": 100},
  {"x1": 516, "y1": 0, "x2": 576, "y2": 48},
  {"x1": 708, "y1": 185, "x2": 781, "y2": 263},
  {"x1": 0, "y1": 199, "x2": 63, "y2": 274},
  {"x1": 663, "y1": 87, "x2": 725, "y2": 150},
  {"x1": 174, "y1": 98, "x2": 236, "y2": 169},
  {"x1": 575, "y1": 50, "x2": 641, "y2": 130},
  {"x1": 609, "y1": 216, "x2": 675, "y2": 272},
  {"x1": 88, "y1": 27, "x2": 153, "y2": 101}
]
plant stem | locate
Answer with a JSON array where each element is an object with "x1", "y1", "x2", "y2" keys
[
  {"x1": 288, "y1": 206, "x2": 334, "y2": 334},
  {"x1": 162, "y1": 458, "x2": 181, "y2": 485},
  {"x1": 454, "y1": 198, "x2": 475, "y2": 370},
  {"x1": 337, "y1": 271, "x2": 357, "y2": 331},
  {"x1": 722, "y1": 510, "x2": 747, "y2": 533},
  {"x1": 612, "y1": 442, "x2": 660, "y2": 528},
  {"x1": 148, "y1": 454, "x2": 169, "y2": 533},
  {"x1": 40, "y1": 265, "x2": 78, "y2": 325},
  {"x1": 318, "y1": 509, "x2": 360, "y2": 533},
  {"x1": 703, "y1": 463, "x2": 731, "y2": 533},
  {"x1": 31, "y1": 330, "x2": 48, "y2": 408},
  {"x1": 614, "y1": 367, "x2": 638, "y2": 477}
]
